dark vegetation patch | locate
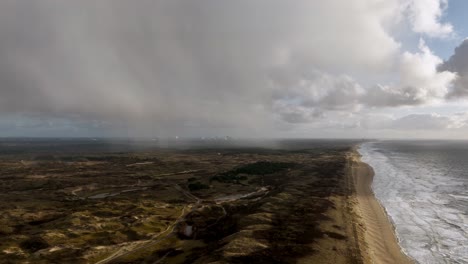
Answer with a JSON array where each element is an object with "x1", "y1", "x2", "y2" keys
[
  {"x1": 187, "y1": 177, "x2": 197, "y2": 182},
  {"x1": 188, "y1": 181, "x2": 209, "y2": 191},
  {"x1": 20, "y1": 237, "x2": 49, "y2": 253},
  {"x1": 210, "y1": 161, "x2": 296, "y2": 184},
  {"x1": 122, "y1": 229, "x2": 142, "y2": 241}
]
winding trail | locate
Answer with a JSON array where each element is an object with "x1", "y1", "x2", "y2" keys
[
  {"x1": 94, "y1": 182, "x2": 268, "y2": 264},
  {"x1": 95, "y1": 204, "x2": 188, "y2": 264}
]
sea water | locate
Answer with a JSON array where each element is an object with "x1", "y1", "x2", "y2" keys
[{"x1": 359, "y1": 141, "x2": 468, "y2": 264}]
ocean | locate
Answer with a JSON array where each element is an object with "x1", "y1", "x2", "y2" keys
[{"x1": 359, "y1": 141, "x2": 468, "y2": 264}]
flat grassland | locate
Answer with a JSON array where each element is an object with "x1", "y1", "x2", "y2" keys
[{"x1": 0, "y1": 140, "x2": 363, "y2": 263}]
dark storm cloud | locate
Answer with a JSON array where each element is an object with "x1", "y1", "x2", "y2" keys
[{"x1": 439, "y1": 39, "x2": 468, "y2": 97}]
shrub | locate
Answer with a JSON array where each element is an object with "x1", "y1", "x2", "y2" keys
[{"x1": 188, "y1": 182, "x2": 209, "y2": 191}]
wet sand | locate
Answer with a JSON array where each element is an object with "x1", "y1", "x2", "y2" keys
[{"x1": 350, "y1": 150, "x2": 414, "y2": 264}]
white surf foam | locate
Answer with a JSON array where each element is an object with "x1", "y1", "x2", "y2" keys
[{"x1": 359, "y1": 142, "x2": 468, "y2": 264}]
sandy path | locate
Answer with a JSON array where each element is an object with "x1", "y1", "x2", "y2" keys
[{"x1": 350, "y1": 151, "x2": 414, "y2": 264}]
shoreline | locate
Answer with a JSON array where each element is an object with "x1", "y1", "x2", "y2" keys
[{"x1": 349, "y1": 149, "x2": 414, "y2": 264}]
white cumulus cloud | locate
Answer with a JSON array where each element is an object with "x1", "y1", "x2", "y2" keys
[{"x1": 405, "y1": 0, "x2": 453, "y2": 38}]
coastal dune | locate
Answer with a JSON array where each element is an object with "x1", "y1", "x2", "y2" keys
[{"x1": 350, "y1": 151, "x2": 414, "y2": 264}]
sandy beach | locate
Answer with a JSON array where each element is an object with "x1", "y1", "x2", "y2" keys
[{"x1": 349, "y1": 150, "x2": 414, "y2": 264}]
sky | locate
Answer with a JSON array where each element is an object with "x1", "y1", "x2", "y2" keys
[{"x1": 1, "y1": 0, "x2": 468, "y2": 139}]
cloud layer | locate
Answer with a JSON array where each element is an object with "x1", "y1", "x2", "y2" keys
[{"x1": 0, "y1": 0, "x2": 464, "y2": 137}]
